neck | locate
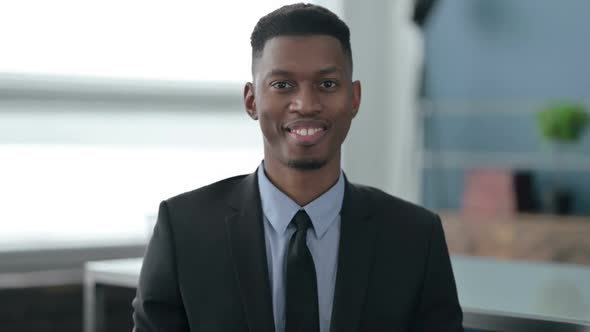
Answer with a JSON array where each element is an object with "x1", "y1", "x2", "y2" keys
[{"x1": 263, "y1": 155, "x2": 341, "y2": 206}]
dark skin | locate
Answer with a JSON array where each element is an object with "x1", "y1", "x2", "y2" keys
[{"x1": 244, "y1": 35, "x2": 361, "y2": 206}]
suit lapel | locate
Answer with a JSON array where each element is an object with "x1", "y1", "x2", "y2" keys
[
  {"x1": 226, "y1": 171, "x2": 275, "y2": 332},
  {"x1": 330, "y1": 181, "x2": 378, "y2": 332}
]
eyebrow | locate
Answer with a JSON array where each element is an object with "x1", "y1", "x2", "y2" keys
[
  {"x1": 316, "y1": 65, "x2": 344, "y2": 76},
  {"x1": 265, "y1": 65, "x2": 345, "y2": 79},
  {"x1": 267, "y1": 69, "x2": 293, "y2": 77}
]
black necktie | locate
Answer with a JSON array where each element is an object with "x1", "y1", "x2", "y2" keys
[{"x1": 285, "y1": 209, "x2": 320, "y2": 332}]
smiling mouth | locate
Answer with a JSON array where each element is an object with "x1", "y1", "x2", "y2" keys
[
  {"x1": 287, "y1": 126, "x2": 326, "y2": 136},
  {"x1": 286, "y1": 125, "x2": 328, "y2": 145}
]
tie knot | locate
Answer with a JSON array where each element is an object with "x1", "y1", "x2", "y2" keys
[{"x1": 292, "y1": 209, "x2": 313, "y2": 231}]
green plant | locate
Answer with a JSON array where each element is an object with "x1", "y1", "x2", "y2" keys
[{"x1": 536, "y1": 102, "x2": 589, "y2": 143}]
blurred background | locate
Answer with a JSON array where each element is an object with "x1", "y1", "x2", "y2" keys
[{"x1": 1, "y1": 0, "x2": 589, "y2": 331}]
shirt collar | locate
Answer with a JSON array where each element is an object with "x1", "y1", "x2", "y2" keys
[{"x1": 257, "y1": 161, "x2": 345, "y2": 239}]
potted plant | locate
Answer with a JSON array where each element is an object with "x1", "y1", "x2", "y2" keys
[{"x1": 536, "y1": 102, "x2": 589, "y2": 214}]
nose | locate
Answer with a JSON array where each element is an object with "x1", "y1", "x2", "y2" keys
[{"x1": 289, "y1": 84, "x2": 322, "y2": 115}]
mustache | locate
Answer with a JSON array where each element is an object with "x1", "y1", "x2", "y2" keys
[{"x1": 283, "y1": 119, "x2": 330, "y2": 130}]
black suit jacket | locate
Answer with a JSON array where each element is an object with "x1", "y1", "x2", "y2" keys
[{"x1": 132, "y1": 170, "x2": 463, "y2": 331}]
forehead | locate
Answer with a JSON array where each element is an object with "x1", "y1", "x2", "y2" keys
[{"x1": 254, "y1": 35, "x2": 350, "y2": 78}]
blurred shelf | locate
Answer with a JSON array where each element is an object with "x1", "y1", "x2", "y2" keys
[
  {"x1": 439, "y1": 211, "x2": 590, "y2": 265},
  {"x1": 419, "y1": 99, "x2": 590, "y2": 115},
  {"x1": 424, "y1": 150, "x2": 590, "y2": 171}
]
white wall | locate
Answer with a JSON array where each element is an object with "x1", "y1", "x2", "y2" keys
[{"x1": 340, "y1": 0, "x2": 423, "y2": 203}]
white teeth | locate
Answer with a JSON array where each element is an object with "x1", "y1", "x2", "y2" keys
[{"x1": 292, "y1": 127, "x2": 323, "y2": 136}]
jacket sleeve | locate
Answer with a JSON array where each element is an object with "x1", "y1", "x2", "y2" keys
[
  {"x1": 132, "y1": 201, "x2": 190, "y2": 332},
  {"x1": 411, "y1": 215, "x2": 464, "y2": 332}
]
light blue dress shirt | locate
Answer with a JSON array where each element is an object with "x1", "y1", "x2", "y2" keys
[{"x1": 257, "y1": 163, "x2": 344, "y2": 332}]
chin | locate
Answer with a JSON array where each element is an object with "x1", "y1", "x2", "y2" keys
[{"x1": 286, "y1": 158, "x2": 327, "y2": 170}]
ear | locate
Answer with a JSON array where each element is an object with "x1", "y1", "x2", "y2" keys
[
  {"x1": 244, "y1": 82, "x2": 258, "y2": 120},
  {"x1": 351, "y1": 80, "x2": 362, "y2": 118}
]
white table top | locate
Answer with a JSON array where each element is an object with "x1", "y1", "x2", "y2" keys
[
  {"x1": 85, "y1": 258, "x2": 143, "y2": 288},
  {"x1": 452, "y1": 255, "x2": 590, "y2": 323},
  {"x1": 85, "y1": 255, "x2": 590, "y2": 328}
]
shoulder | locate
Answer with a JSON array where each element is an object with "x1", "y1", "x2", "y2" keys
[
  {"x1": 351, "y1": 182, "x2": 440, "y2": 228},
  {"x1": 163, "y1": 174, "x2": 249, "y2": 211}
]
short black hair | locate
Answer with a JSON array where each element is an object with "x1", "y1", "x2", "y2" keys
[{"x1": 250, "y1": 3, "x2": 352, "y2": 69}]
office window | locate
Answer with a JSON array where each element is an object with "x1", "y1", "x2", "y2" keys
[
  {"x1": 0, "y1": 0, "x2": 314, "y2": 246},
  {"x1": 0, "y1": 110, "x2": 263, "y2": 247},
  {"x1": 0, "y1": 0, "x2": 299, "y2": 81}
]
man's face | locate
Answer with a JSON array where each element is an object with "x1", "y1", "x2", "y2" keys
[{"x1": 244, "y1": 35, "x2": 361, "y2": 170}]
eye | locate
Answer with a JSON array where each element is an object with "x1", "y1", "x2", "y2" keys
[
  {"x1": 320, "y1": 80, "x2": 338, "y2": 89},
  {"x1": 271, "y1": 81, "x2": 293, "y2": 90}
]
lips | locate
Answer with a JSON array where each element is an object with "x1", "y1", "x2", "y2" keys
[{"x1": 284, "y1": 120, "x2": 329, "y2": 146}]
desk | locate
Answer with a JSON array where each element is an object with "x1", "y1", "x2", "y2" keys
[
  {"x1": 84, "y1": 256, "x2": 590, "y2": 332},
  {"x1": 84, "y1": 259, "x2": 142, "y2": 332},
  {"x1": 453, "y1": 255, "x2": 590, "y2": 331}
]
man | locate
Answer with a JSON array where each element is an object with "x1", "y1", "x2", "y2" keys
[{"x1": 132, "y1": 3, "x2": 463, "y2": 332}]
